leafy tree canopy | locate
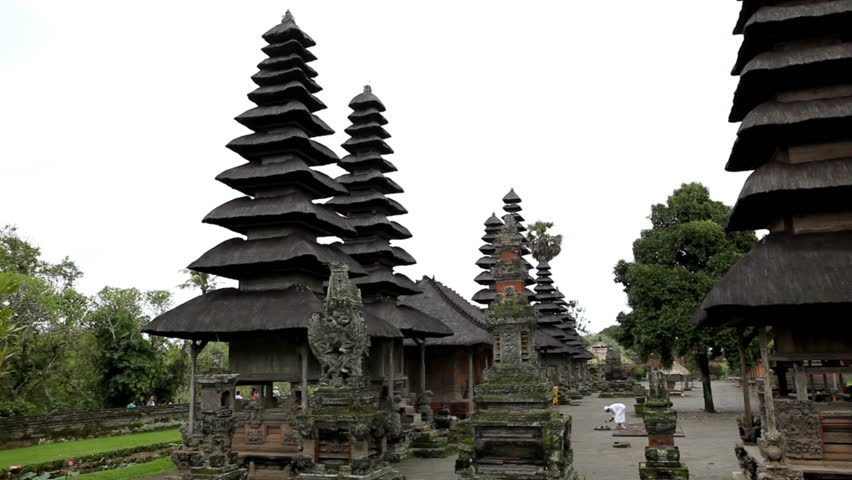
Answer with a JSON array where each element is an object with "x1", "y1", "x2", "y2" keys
[
  {"x1": 612, "y1": 183, "x2": 757, "y2": 412},
  {"x1": 526, "y1": 221, "x2": 563, "y2": 263}
]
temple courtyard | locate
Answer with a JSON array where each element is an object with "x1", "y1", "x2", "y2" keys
[{"x1": 391, "y1": 380, "x2": 749, "y2": 480}]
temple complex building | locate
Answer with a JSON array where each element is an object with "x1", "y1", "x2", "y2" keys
[
  {"x1": 694, "y1": 2, "x2": 852, "y2": 479},
  {"x1": 400, "y1": 277, "x2": 492, "y2": 419}
]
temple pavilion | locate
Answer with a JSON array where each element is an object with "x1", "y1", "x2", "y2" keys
[{"x1": 694, "y1": 1, "x2": 852, "y2": 479}]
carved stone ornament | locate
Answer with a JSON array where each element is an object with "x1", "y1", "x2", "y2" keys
[{"x1": 307, "y1": 263, "x2": 370, "y2": 388}]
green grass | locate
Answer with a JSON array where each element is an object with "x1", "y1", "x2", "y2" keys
[
  {"x1": 0, "y1": 429, "x2": 180, "y2": 468},
  {"x1": 76, "y1": 456, "x2": 176, "y2": 480}
]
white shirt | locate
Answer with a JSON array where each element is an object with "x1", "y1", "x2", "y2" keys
[{"x1": 606, "y1": 403, "x2": 627, "y2": 424}]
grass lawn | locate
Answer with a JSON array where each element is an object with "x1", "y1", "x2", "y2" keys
[
  {"x1": 76, "y1": 456, "x2": 176, "y2": 480},
  {"x1": 0, "y1": 429, "x2": 180, "y2": 469}
]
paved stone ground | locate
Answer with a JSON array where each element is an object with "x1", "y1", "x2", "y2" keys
[
  {"x1": 395, "y1": 380, "x2": 754, "y2": 480},
  {"x1": 144, "y1": 381, "x2": 753, "y2": 479}
]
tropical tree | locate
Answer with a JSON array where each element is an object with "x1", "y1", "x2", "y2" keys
[
  {"x1": 526, "y1": 221, "x2": 563, "y2": 263},
  {"x1": 0, "y1": 273, "x2": 23, "y2": 380},
  {"x1": 613, "y1": 183, "x2": 756, "y2": 413},
  {"x1": 178, "y1": 269, "x2": 217, "y2": 295}
]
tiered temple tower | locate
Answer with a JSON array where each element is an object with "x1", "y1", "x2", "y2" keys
[
  {"x1": 144, "y1": 13, "x2": 406, "y2": 478},
  {"x1": 328, "y1": 86, "x2": 450, "y2": 404},
  {"x1": 456, "y1": 201, "x2": 577, "y2": 479},
  {"x1": 472, "y1": 214, "x2": 502, "y2": 306},
  {"x1": 695, "y1": 2, "x2": 852, "y2": 479}
]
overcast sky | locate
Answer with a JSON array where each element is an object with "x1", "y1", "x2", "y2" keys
[{"x1": 0, "y1": 1, "x2": 748, "y2": 333}]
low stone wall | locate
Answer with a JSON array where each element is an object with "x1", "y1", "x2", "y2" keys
[{"x1": 0, "y1": 403, "x2": 188, "y2": 449}]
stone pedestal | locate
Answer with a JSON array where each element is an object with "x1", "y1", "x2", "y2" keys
[{"x1": 639, "y1": 372, "x2": 688, "y2": 480}]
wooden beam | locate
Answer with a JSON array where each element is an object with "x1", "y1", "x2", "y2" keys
[
  {"x1": 468, "y1": 350, "x2": 475, "y2": 415},
  {"x1": 794, "y1": 362, "x2": 809, "y2": 401},
  {"x1": 419, "y1": 341, "x2": 426, "y2": 393},
  {"x1": 188, "y1": 339, "x2": 208, "y2": 436},
  {"x1": 300, "y1": 345, "x2": 308, "y2": 409}
]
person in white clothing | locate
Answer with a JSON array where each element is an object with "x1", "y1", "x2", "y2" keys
[{"x1": 604, "y1": 403, "x2": 627, "y2": 430}]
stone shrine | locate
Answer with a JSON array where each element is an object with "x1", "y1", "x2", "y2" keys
[
  {"x1": 296, "y1": 263, "x2": 403, "y2": 480},
  {"x1": 598, "y1": 348, "x2": 640, "y2": 398},
  {"x1": 639, "y1": 371, "x2": 688, "y2": 480},
  {"x1": 172, "y1": 373, "x2": 247, "y2": 480},
  {"x1": 455, "y1": 211, "x2": 577, "y2": 480}
]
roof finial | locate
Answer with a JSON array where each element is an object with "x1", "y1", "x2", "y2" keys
[
  {"x1": 282, "y1": 10, "x2": 296, "y2": 24},
  {"x1": 364, "y1": 85, "x2": 372, "y2": 93}
]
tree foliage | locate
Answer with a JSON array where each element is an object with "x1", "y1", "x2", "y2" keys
[
  {"x1": 0, "y1": 225, "x2": 187, "y2": 415},
  {"x1": 178, "y1": 269, "x2": 217, "y2": 295},
  {"x1": 525, "y1": 221, "x2": 563, "y2": 263},
  {"x1": 612, "y1": 183, "x2": 757, "y2": 412}
]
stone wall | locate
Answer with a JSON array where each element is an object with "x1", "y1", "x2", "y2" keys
[
  {"x1": 0, "y1": 403, "x2": 188, "y2": 449},
  {"x1": 775, "y1": 399, "x2": 823, "y2": 459}
]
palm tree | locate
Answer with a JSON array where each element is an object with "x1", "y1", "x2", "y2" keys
[
  {"x1": 526, "y1": 221, "x2": 563, "y2": 263},
  {"x1": 178, "y1": 269, "x2": 217, "y2": 295}
]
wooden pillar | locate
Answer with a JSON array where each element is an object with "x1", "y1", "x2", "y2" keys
[
  {"x1": 387, "y1": 339, "x2": 395, "y2": 402},
  {"x1": 419, "y1": 341, "x2": 426, "y2": 393},
  {"x1": 300, "y1": 345, "x2": 308, "y2": 409},
  {"x1": 468, "y1": 350, "x2": 475, "y2": 414},
  {"x1": 793, "y1": 362, "x2": 808, "y2": 401},
  {"x1": 188, "y1": 340, "x2": 208, "y2": 435},
  {"x1": 759, "y1": 327, "x2": 777, "y2": 434},
  {"x1": 738, "y1": 328, "x2": 753, "y2": 428},
  {"x1": 400, "y1": 340, "x2": 406, "y2": 395}
]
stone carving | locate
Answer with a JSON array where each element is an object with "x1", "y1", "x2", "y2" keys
[
  {"x1": 417, "y1": 390, "x2": 434, "y2": 425},
  {"x1": 307, "y1": 263, "x2": 370, "y2": 388}
]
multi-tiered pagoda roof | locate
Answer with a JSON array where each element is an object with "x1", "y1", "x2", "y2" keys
[
  {"x1": 328, "y1": 86, "x2": 450, "y2": 339},
  {"x1": 144, "y1": 13, "x2": 400, "y2": 340},
  {"x1": 472, "y1": 214, "x2": 502, "y2": 306},
  {"x1": 534, "y1": 262, "x2": 591, "y2": 359},
  {"x1": 695, "y1": 0, "x2": 852, "y2": 327}
]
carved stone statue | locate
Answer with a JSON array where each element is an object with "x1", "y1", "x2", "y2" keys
[{"x1": 307, "y1": 263, "x2": 370, "y2": 388}]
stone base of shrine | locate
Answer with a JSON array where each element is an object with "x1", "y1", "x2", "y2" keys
[
  {"x1": 297, "y1": 465, "x2": 403, "y2": 480},
  {"x1": 410, "y1": 429, "x2": 455, "y2": 458},
  {"x1": 639, "y1": 462, "x2": 689, "y2": 480}
]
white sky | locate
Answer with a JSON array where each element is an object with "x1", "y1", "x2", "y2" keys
[{"x1": 0, "y1": 1, "x2": 748, "y2": 333}]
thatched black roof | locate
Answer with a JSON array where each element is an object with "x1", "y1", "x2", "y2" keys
[
  {"x1": 694, "y1": 231, "x2": 852, "y2": 327},
  {"x1": 203, "y1": 193, "x2": 355, "y2": 237},
  {"x1": 728, "y1": 96, "x2": 852, "y2": 171},
  {"x1": 339, "y1": 152, "x2": 398, "y2": 174},
  {"x1": 472, "y1": 288, "x2": 497, "y2": 305},
  {"x1": 249, "y1": 81, "x2": 325, "y2": 110},
  {"x1": 325, "y1": 191, "x2": 408, "y2": 216},
  {"x1": 143, "y1": 286, "x2": 401, "y2": 341},
  {"x1": 365, "y1": 299, "x2": 452, "y2": 339},
  {"x1": 227, "y1": 128, "x2": 339, "y2": 164},
  {"x1": 261, "y1": 39, "x2": 316, "y2": 62},
  {"x1": 234, "y1": 103, "x2": 333, "y2": 136},
  {"x1": 262, "y1": 11, "x2": 316, "y2": 46},
  {"x1": 336, "y1": 169, "x2": 403, "y2": 195},
  {"x1": 348, "y1": 215, "x2": 412, "y2": 240},
  {"x1": 728, "y1": 159, "x2": 852, "y2": 231},
  {"x1": 733, "y1": 1, "x2": 852, "y2": 75},
  {"x1": 190, "y1": 234, "x2": 367, "y2": 280},
  {"x1": 351, "y1": 270, "x2": 420, "y2": 297},
  {"x1": 215, "y1": 157, "x2": 345, "y2": 198},
  {"x1": 535, "y1": 330, "x2": 566, "y2": 351},
  {"x1": 337, "y1": 240, "x2": 416, "y2": 267},
  {"x1": 503, "y1": 188, "x2": 521, "y2": 204},
  {"x1": 400, "y1": 277, "x2": 492, "y2": 346},
  {"x1": 731, "y1": 42, "x2": 852, "y2": 122},
  {"x1": 349, "y1": 86, "x2": 386, "y2": 111},
  {"x1": 474, "y1": 271, "x2": 494, "y2": 285}
]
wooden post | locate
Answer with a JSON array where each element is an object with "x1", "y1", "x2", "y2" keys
[
  {"x1": 468, "y1": 350, "x2": 475, "y2": 415},
  {"x1": 738, "y1": 328, "x2": 754, "y2": 429},
  {"x1": 419, "y1": 341, "x2": 426, "y2": 393},
  {"x1": 400, "y1": 339, "x2": 406, "y2": 396},
  {"x1": 388, "y1": 340, "x2": 395, "y2": 402},
  {"x1": 793, "y1": 362, "x2": 808, "y2": 401},
  {"x1": 759, "y1": 327, "x2": 777, "y2": 434},
  {"x1": 188, "y1": 340, "x2": 208, "y2": 435},
  {"x1": 300, "y1": 345, "x2": 308, "y2": 409}
]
